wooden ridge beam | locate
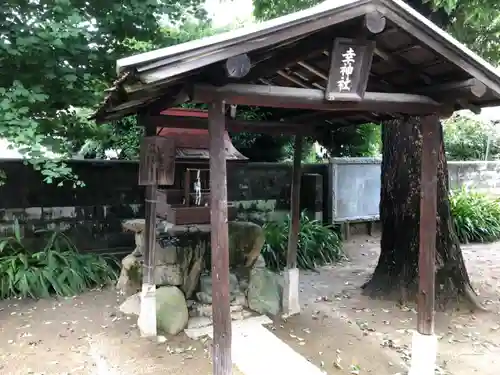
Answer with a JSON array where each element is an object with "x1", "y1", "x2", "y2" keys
[
  {"x1": 147, "y1": 115, "x2": 316, "y2": 135},
  {"x1": 192, "y1": 84, "x2": 442, "y2": 115}
]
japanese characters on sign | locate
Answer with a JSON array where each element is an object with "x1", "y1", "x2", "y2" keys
[
  {"x1": 325, "y1": 38, "x2": 375, "y2": 102},
  {"x1": 337, "y1": 47, "x2": 357, "y2": 92},
  {"x1": 138, "y1": 136, "x2": 175, "y2": 186}
]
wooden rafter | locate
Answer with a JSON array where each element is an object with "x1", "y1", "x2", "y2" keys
[
  {"x1": 373, "y1": 44, "x2": 434, "y2": 85},
  {"x1": 244, "y1": 22, "x2": 372, "y2": 84},
  {"x1": 297, "y1": 61, "x2": 328, "y2": 80},
  {"x1": 277, "y1": 70, "x2": 312, "y2": 88}
]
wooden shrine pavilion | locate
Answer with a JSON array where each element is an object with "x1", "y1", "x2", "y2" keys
[{"x1": 93, "y1": 0, "x2": 500, "y2": 374}]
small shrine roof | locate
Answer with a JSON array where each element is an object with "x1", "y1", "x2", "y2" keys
[{"x1": 156, "y1": 108, "x2": 248, "y2": 161}]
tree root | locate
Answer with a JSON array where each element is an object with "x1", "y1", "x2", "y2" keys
[
  {"x1": 361, "y1": 276, "x2": 409, "y2": 302},
  {"x1": 463, "y1": 285, "x2": 488, "y2": 313},
  {"x1": 362, "y1": 276, "x2": 488, "y2": 313}
]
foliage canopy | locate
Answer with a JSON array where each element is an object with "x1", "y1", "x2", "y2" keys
[
  {"x1": 1, "y1": 0, "x2": 498, "y2": 176},
  {"x1": 0, "y1": 0, "x2": 207, "y2": 182}
]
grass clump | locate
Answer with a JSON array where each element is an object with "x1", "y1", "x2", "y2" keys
[
  {"x1": 261, "y1": 211, "x2": 344, "y2": 272},
  {"x1": 0, "y1": 221, "x2": 118, "y2": 299},
  {"x1": 450, "y1": 187, "x2": 500, "y2": 243}
]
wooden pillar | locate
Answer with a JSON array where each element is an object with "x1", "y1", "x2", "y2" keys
[
  {"x1": 283, "y1": 134, "x2": 303, "y2": 316},
  {"x1": 208, "y1": 100, "x2": 232, "y2": 375},
  {"x1": 137, "y1": 114, "x2": 158, "y2": 337},
  {"x1": 409, "y1": 114, "x2": 439, "y2": 375},
  {"x1": 417, "y1": 114, "x2": 439, "y2": 335}
]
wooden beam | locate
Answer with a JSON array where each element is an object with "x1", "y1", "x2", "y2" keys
[
  {"x1": 136, "y1": 113, "x2": 158, "y2": 338},
  {"x1": 148, "y1": 115, "x2": 315, "y2": 135},
  {"x1": 193, "y1": 84, "x2": 442, "y2": 114},
  {"x1": 456, "y1": 99, "x2": 481, "y2": 115},
  {"x1": 225, "y1": 54, "x2": 251, "y2": 79},
  {"x1": 208, "y1": 100, "x2": 232, "y2": 375},
  {"x1": 288, "y1": 135, "x2": 302, "y2": 268},
  {"x1": 283, "y1": 135, "x2": 303, "y2": 316},
  {"x1": 413, "y1": 78, "x2": 487, "y2": 98},
  {"x1": 417, "y1": 114, "x2": 439, "y2": 336},
  {"x1": 364, "y1": 11, "x2": 386, "y2": 34}
]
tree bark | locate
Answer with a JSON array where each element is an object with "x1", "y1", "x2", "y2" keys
[{"x1": 362, "y1": 116, "x2": 484, "y2": 310}]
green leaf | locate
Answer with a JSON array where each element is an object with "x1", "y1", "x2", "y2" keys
[
  {"x1": 260, "y1": 210, "x2": 344, "y2": 272},
  {"x1": 0, "y1": 228, "x2": 118, "y2": 299}
]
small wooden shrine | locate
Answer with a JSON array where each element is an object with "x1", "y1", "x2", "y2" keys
[{"x1": 154, "y1": 108, "x2": 247, "y2": 225}]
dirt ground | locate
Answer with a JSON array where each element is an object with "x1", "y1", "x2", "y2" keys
[{"x1": 1, "y1": 234, "x2": 499, "y2": 375}]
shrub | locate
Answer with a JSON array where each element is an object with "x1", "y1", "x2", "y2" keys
[
  {"x1": 261, "y1": 211, "x2": 344, "y2": 271},
  {"x1": 0, "y1": 221, "x2": 118, "y2": 299},
  {"x1": 443, "y1": 113, "x2": 500, "y2": 161},
  {"x1": 450, "y1": 188, "x2": 500, "y2": 243}
]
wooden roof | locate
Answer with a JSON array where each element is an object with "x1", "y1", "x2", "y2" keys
[{"x1": 94, "y1": 0, "x2": 500, "y2": 129}]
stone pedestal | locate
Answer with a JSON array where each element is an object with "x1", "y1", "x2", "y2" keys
[
  {"x1": 117, "y1": 219, "x2": 211, "y2": 298},
  {"x1": 117, "y1": 219, "x2": 266, "y2": 298},
  {"x1": 118, "y1": 219, "x2": 283, "y2": 336}
]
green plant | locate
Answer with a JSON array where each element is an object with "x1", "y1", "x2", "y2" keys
[
  {"x1": 450, "y1": 187, "x2": 500, "y2": 243},
  {"x1": 261, "y1": 211, "x2": 344, "y2": 271},
  {"x1": 0, "y1": 221, "x2": 118, "y2": 299},
  {"x1": 443, "y1": 113, "x2": 499, "y2": 161}
]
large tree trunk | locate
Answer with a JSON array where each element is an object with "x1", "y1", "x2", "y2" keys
[{"x1": 362, "y1": 116, "x2": 483, "y2": 310}]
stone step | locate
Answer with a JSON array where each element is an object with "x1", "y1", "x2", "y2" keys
[{"x1": 185, "y1": 315, "x2": 325, "y2": 375}]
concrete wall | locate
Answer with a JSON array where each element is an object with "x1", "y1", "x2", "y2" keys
[{"x1": 448, "y1": 161, "x2": 500, "y2": 196}]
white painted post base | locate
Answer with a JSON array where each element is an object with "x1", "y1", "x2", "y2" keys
[
  {"x1": 282, "y1": 268, "x2": 301, "y2": 316},
  {"x1": 408, "y1": 331, "x2": 438, "y2": 375},
  {"x1": 137, "y1": 283, "x2": 157, "y2": 337}
]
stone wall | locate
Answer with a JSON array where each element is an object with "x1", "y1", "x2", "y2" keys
[
  {"x1": 1, "y1": 158, "x2": 499, "y2": 257},
  {"x1": 0, "y1": 159, "x2": 326, "y2": 257},
  {"x1": 0, "y1": 159, "x2": 144, "y2": 257}
]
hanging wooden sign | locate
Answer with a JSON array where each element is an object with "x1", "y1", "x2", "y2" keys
[
  {"x1": 138, "y1": 136, "x2": 175, "y2": 186},
  {"x1": 325, "y1": 38, "x2": 375, "y2": 102}
]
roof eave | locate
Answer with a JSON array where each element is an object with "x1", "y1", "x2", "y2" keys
[{"x1": 377, "y1": 0, "x2": 500, "y2": 99}]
